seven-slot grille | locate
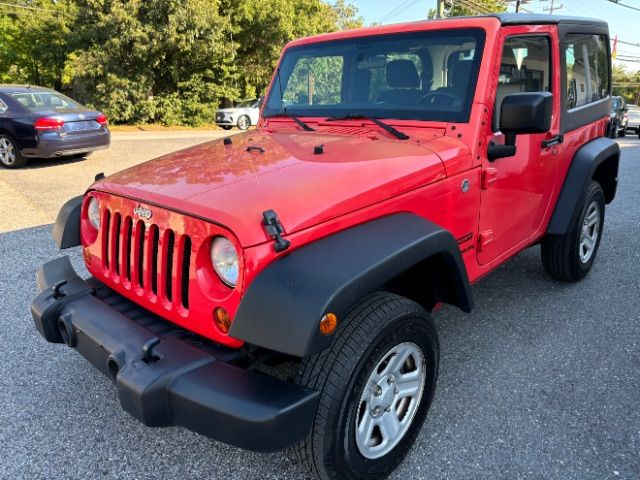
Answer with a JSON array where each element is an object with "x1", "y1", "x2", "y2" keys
[{"x1": 101, "y1": 208, "x2": 192, "y2": 311}]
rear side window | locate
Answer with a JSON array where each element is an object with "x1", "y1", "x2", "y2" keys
[
  {"x1": 9, "y1": 92, "x2": 81, "y2": 113},
  {"x1": 565, "y1": 34, "x2": 610, "y2": 109}
]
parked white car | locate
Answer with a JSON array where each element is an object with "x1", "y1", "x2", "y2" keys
[{"x1": 215, "y1": 98, "x2": 262, "y2": 130}]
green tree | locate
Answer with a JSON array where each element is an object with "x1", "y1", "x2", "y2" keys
[
  {"x1": 446, "y1": 0, "x2": 507, "y2": 16},
  {"x1": 0, "y1": 1, "x2": 77, "y2": 89}
]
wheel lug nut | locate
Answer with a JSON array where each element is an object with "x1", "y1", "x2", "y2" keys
[
  {"x1": 385, "y1": 406, "x2": 391, "y2": 412},
  {"x1": 387, "y1": 375, "x2": 395, "y2": 385},
  {"x1": 373, "y1": 385, "x2": 382, "y2": 396},
  {"x1": 372, "y1": 406, "x2": 381, "y2": 416}
]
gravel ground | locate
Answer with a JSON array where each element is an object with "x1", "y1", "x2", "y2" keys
[{"x1": 0, "y1": 137, "x2": 638, "y2": 480}]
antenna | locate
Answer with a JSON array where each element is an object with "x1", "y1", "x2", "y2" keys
[{"x1": 541, "y1": 0, "x2": 563, "y2": 14}]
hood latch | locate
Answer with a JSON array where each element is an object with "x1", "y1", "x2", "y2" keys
[{"x1": 262, "y1": 210, "x2": 291, "y2": 253}]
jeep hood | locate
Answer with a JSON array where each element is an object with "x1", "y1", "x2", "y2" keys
[{"x1": 94, "y1": 129, "x2": 451, "y2": 247}]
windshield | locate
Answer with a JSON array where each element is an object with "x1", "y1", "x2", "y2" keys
[
  {"x1": 10, "y1": 91, "x2": 82, "y2": 113},
  {"x1": 263, "y1": 29, "x2": 485, "y2": 123}
]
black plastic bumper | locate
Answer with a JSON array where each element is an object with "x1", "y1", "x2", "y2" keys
[{"x1": 30, "y1": 256, "x2": 319, "y2": 452}]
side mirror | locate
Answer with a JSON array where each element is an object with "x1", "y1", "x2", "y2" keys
[{"x1": 488, "y1": 92, "x2": 553, "y2": 161}]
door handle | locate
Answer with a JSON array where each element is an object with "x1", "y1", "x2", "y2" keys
[{"x1": 541, "y1": 135, "x2": 563, "y2": 148}]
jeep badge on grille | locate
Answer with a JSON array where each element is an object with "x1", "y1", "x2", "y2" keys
[{"x1": 133, "y1": 205, "x2": 152, "y2": 220}]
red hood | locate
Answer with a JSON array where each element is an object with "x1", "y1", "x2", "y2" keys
[{"x1": 94, "y1": 128, "x2": 450, "y2": 247}]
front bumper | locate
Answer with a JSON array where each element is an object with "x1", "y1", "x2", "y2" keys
[{"x1": 30, "y1": 256, "x2": 319, "y2": 452}]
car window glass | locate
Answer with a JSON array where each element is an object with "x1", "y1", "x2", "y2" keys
[
  {"x1": 10, "y1": 92, "x2": 81, "y2": 112},
  {"x1": 0, "y1": 98, "x2": 8, "y2": 114},
  {"x1": 495, "y1": 35, "x2": 550, "y2": 130},
  {"x1": 565, "y1": 34, "x2": 609, "y2": 109},
  {"x1": 264, "y1": 29, "x2": 485, "y2": 123},
  {"x1": 283, "y1": 55, "x2": 344, "y2": 106}
]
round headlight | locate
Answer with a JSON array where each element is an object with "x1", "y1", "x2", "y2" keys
[
  {"x1": 87, "y1": 197, "x2": 100, "y2": 230},
  {"x1": 210, "y1": 237, "x2": 239, "y2": 287}
]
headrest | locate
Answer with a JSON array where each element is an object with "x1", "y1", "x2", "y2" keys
[{"x1": 386, "y1": 60, "x2": 420, "y2": 88}]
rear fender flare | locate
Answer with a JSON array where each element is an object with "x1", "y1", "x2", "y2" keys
[
  {"x1": 547, "y1": 137, "x2": 620, "y2": 235},
  {"x1": 229, "y1": 213, "x2": 473, "y2": 357}
]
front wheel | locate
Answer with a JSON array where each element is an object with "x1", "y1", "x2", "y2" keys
[
  {"x1": 237, "y1": 115, "x2": 251, "y2": 131},
  {"x1": 295, "y1": 292, "x2": 439, "y2": 480},
  {"x1": 541, "y1": 181, "x2": 605, "y2": 281}
]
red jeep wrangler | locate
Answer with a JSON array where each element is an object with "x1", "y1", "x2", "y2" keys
[{"x1": 32, "y1": 14, "x2": 619, "y2": 480}]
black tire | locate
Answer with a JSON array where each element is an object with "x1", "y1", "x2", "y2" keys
[
  {"x1": 0, "y1": 134, "x2": 28, "y2": 168},
  {"x1": 237, "y1": 115, "x2": 251, "y2": 131},
  {"x1": 541, "y1": 181, "x2": 605, "y2": 282},
  {"x1": 220, "y1": 125, "x2": 233, "y2": 130},
  {"x1": 294, "y1": 292, "x2": 439, "y2": 480},
  {"x1": 608, "y1": 122, "x2": 617, "y2": 139},
  {"x1": 619, "y1": 128, "x2": 626, "y2": 137}
]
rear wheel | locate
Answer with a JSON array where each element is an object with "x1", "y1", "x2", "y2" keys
[
  {"x1": 237, "y1": 115, "x2": 251, "y2": 131},
  {"x1": 619, "y1": 127, "x2": 626, "y2": 137},
  {"x1": 294, "y1": 292, "x2": 439, "y2": 480},
  {"x1": 541, "y1": 181, "x2": 605, "y2": 281},
  {"x1": 0, "y1": 134, "x2": 27, "y2": 168},
  {"x1": 220, "y1": 125, "x2": 233, "y2": 131}
]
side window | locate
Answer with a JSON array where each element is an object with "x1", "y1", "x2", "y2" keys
[
  {"x1": 565, "y1": 34, "x2": 609, "y2": 109},
  {"x1": 495, "y1": 35, "x2": 550, "y2": 129},
  {"x1": 0, "y1": 99, "x2": 8, "y2": 114},
  {"x1": 283, "y1": 56, "x2": 344, "y2": 106}
]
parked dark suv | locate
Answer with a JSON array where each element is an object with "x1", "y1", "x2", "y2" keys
[
  {"x1": 609, "y1": 95, "x2": 627, "y2": 138},
  {"x1": 0, "y1": 85, "x2": 110, "y2": 168}
]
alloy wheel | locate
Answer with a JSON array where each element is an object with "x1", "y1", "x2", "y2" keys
[
  {"x1": 579, "y1": 201, "x2": 601, "y2": 264},
  {"x1": 0, "y1": 137, "x2": 16, "y2": 166},
  {"x1": 355, "y1": 341, "x2": 426, "y2": 459}
]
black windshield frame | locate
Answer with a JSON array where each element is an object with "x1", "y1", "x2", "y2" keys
[{"x1": 263, "y1": 28, "x2": 486, "y2": 123}]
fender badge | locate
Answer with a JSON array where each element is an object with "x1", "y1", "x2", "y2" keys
[
  {"x1": 461, "y1": 179, "x2": 471, "y2": 193},
  {"x1": 133, "y1": 205, "x2": 152, "y2": 220}
]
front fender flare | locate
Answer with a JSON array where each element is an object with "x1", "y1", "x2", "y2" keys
[
  {"x1": 52, "y1": 195, "x2": 83, "y2": 249},
  {"x1": 229, "y1": 214, "x2": 473, "y2": 357}
]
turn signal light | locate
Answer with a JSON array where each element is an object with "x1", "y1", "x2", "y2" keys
[
  {"x1": 34, "y1": 117, "x2": 64, "y2": 130},
  {"x1": 319, "y1": 313, "x2": 338, "y2": 336},
  {"x1": 213, "y1": 307, "x2": 232, "y2": 334}
]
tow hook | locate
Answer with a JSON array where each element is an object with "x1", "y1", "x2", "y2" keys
[{"x1": 142, "y1": 337, "x2": 161, "y2": 364}]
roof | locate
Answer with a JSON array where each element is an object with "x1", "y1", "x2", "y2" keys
[{"x1": 0, "y1": 85, "x2": 54, "y2": 93}]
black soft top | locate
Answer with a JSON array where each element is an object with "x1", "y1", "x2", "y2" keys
[{"x1": 490, "y1": 13, "x2": 607, "y2": 28}]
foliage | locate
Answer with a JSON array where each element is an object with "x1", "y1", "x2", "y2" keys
[
  {"x1": 612, "y1": 65, "x2": 640, "y2": 105},
  {"x1": 446, "y1": 0, "x2": 507, "y2": 16},
  {"x1": 0, "y1": 0, "x2": 361, "y2": 125}
]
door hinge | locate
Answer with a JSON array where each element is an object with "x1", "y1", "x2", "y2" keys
[
  {"x1": 477, "y1": 230, "x2": 494, "y2": 252},
  {"x1": 480, "y1": 168, "x2": 498, "y2": 190},
  {"x1": 262, "y1": 210, "x2": 291, "y2": 253}
]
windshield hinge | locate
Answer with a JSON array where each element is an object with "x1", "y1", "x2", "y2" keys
[{"x1": 262, "y1": 210, "x2": 291, "y2": 253}]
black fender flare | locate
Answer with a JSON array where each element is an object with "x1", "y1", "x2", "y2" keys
[
  {"x1": 229, "y1": 213, "x2": 473, "y2": 357},
  {"x1": 547, "y1": 137, "x2": 620, "y2": 235},
  {"x1": 52, "y1": 195, "x2": 83, "y2": 249}
]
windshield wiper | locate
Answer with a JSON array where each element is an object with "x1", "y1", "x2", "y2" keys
[
  {"x1": 326, "y1": 114, "x2": 409, "y2": 140},
  {"x1": 268, "y1": 111, "x2": 315, "y2": 132}
]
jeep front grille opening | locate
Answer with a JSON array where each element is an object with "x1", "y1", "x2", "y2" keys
[{"x1": 101, "y1": 206, "x2": 193, "y2": 313}]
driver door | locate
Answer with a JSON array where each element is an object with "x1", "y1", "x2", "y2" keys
[{"x1": 477, "y1": 27, "x2": 562, "y2": 266}]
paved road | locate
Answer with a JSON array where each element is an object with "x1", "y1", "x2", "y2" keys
[{"x1": 0, "y1": 136, "x2": 638, "y2": 480}]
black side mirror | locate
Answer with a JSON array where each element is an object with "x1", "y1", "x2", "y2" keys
[{"x1": 488, "y1": 92, "x2": 553, "y2": 161}]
